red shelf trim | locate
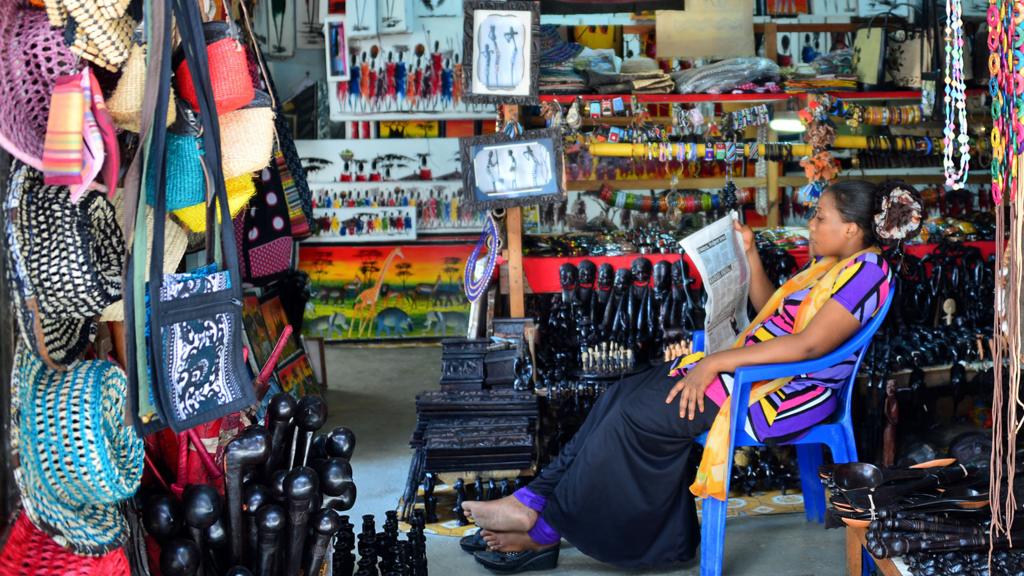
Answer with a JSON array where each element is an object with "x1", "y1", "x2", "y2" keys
[{"x1": 521, "y1": 241, "x2": 996, "y2": 294}]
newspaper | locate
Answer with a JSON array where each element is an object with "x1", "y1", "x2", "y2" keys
[{"x1": 678, "y1": 213, "x2": 751, "y2": 353}]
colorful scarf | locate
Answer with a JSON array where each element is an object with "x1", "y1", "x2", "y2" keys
[
  {"x1": 41, "y1": 68, "x2": 119, "y2": 202},
  {"x1": 687, "y1": 246, "x2": 881, "y2": 501}
]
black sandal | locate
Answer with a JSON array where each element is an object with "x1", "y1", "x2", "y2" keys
[
  {"x1": 460, "y1": 530, "x2": 488, "y2": 553},
  {"x1": 474, "y1": 546, "x2": 560, "y2": 573}
]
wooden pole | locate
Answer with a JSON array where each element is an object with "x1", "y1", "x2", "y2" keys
[
  {"x1": 498, "y1": 104, "x2": 526, "y2": 317},
  {"x1": 506, "y1": 207, "x2": 525, "y2": 317},
  {"x1": 766, "y1": 129, "x2": 781, "y2": 227}
]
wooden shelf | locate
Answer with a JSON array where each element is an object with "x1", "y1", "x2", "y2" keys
[
  {"x1": 539, "y1": 93, "x2": 791, "y2": 104},
  {"x1": 569, "y1": 177, "x2": 767, "y2": 191},
  {"x1": 538, "y1": 89, "x2": 986, "y2": 106}
]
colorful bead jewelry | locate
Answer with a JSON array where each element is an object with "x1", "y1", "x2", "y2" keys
[
  {"x1": 464, "y1": 214, "x2": 500, "y2": 303},
  {"x1": 988, "y1": 0, "x2": 1021, "y2": 204},
  {"x1": 944, "y1": 0, "x2": 971, "y2": 190}
]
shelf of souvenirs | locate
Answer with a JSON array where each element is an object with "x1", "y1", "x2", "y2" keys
[
  {"x1": 584, "y1": 135, "x2": 973, "y2": 158},
  {"x1": 568, "y1": 177, "x2": 767, "y2": 191},
  {"x1": 538, "y1": 89, "x2": 986, "y2": 106},
  {"x1": 566, "y1": 172, "x2": 989, "y2": 192},
  {"x1": 539, "y1": 13, "x2": 925, "y2": 29}
]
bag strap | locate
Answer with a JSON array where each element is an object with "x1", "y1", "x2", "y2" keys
[
  {"x1": 149, "y1": 0, "x2": 244, "y2": 296},
  {"x1": 125, "y1": 0, "x2": 173, "y2": 433}
]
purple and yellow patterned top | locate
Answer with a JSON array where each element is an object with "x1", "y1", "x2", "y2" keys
[{"x1": 671, "y1": 252, "x2": 892, "y2": 382}]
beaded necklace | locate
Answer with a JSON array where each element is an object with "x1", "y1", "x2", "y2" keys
[
  {"x1": 463, "y1": 213, "x2": 500, "y2": 303},
  {"x1": 987, "y1": 0, "x2": 1020, "y2": 204},
  {"x1": 944, "y1": 0, "x2": 970, "y2": 190}
]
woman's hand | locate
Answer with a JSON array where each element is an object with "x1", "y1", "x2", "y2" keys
[
  {"x1": 734, "y1": 220, "x2": 755, "y2": 254},
  {"x1": 665, "y1": 357, "x2": 719, "y2": 420}
]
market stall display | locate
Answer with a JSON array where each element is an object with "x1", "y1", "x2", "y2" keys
[{"x1": 0, "y1": 0, "x2": 1015, "y2": 572}]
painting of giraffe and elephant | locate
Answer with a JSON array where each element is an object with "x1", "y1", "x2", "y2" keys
[{"x1": 299, "y1": 243, "x2": 475, "y2": 340}]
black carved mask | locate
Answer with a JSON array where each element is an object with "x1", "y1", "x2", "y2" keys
[
  {"x1": 653, "y1": 260, "x2": 671, "y2": 290},
  {"x1": 671, "y1": 260, "x2": 684, "y2": 286},
  {"x1": 578, "y1": 260, "x2": 596, "y2": 286},
  {"x1": 631, "y1": 257, "x2": 653, "y2": 284},
  {"x1": 559, "y1": 263, "x2": 579, "y2": 289},
  {"x1": 597, "y1": 263, "x2": 614, "y2": 288},
  {"x1": 613, "y1": 268, "x2": 631, "y2": 291}
]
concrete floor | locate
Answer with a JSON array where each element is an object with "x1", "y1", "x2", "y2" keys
[{"x1": 322, "y1": 345, "x2": 847, "y2": 576}]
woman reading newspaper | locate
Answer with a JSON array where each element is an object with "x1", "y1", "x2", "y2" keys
[{"x1": 460, "y1": 180, "x2": 923, "y2": 573}]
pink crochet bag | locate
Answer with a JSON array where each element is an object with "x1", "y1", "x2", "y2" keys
[{"x1": 0, "y1": 2, "x2": 79, "y2": 169}]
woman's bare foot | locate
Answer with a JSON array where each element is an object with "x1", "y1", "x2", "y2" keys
[
  {"x1": 462, "y1": 495, "x2": 537, "y2": 532},
  {"x1": 481, "y1": 530, "x2": 556, "y2": 553}
]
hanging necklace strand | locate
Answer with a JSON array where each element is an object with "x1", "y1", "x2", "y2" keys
[{"x1": 944, "y1": 0, "x2": 970, "y2": 189}]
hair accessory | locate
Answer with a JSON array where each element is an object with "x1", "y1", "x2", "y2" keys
[{"x1": 873, "y1": 181, "x2": 924, "y2": 243}]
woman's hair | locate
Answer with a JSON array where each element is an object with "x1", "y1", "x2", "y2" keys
[{"x1": 825, "y1": 180, "x2": 923, "y2": 246}]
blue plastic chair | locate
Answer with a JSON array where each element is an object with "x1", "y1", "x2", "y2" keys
[{"x1": 693, "y1": 289, "x2": 894, "y2": 576}]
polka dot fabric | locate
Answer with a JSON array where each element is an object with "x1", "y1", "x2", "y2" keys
[{"x1": 237, "y1": 163, "x2": 296, "y2": 283}]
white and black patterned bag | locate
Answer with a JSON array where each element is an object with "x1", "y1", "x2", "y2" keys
[
  {"x1": 124, "y1": 0, "x2": 255, "y2": 434},
  {"x1": 4, "y1": 163, "x2": 124, "y2": 369}
]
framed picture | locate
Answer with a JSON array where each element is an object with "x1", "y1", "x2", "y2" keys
[
  {"x1": 324, "y1": 16, "x2": 349, "y2": 81},
  {"x1": 298, "y1": 243, "x2": 476, "y2": 341},
  {"x1": 297, "y1": 0, "x2": 324, "y2": 49},
  {"x1": 459, "y1": 128, "x2": 564, "y2": 209},
  {"x1": 252, "y1": 0, "x2": 296, "y2": 58},
  {"x1": 308, "y1": 181, "x2": 485, "y2": 234},
  {"x1": 297, "y1": 138, "x2": 463, "y2": 182},
  {"x1": 378, "y1": 0, "x2": 415, "y2": 33},
  {"x1": 415, "y1": 0, "x2": 461, "y2": 17},
  {"x1": 348, "y1": 0, "x2": 379, "y2": 38},
  {"x1": 462, "y1": 0, "x2": 540, "y2": 104},
  {"x1": 327, "y1": 24, "x2": 496, "y2": 120}
]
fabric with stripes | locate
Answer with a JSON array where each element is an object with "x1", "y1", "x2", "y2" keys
[{"x1": 692, "y1": 252, "x2": 891, "y2": 442}]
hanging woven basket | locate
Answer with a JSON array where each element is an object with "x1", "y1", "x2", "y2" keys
[
  {"x1": 0, "y1": 514, "x2": 130, "y2": 576},
  {"x1": 174, "y1": 22, "x2": 254, "y2": 115}
]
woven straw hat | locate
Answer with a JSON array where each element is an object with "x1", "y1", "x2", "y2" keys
[
  {"x1": 99, "y1": 192, "x2": 189, "y2": 322},
  {"x1": 44, "y1": 0, "x2": 134, "y2": 72},
  {"x1": 12, "y1": 345, "x2": 143, "y2": 556},
  {"x1": 219, "y1": 91, "x2": 276, "y2": 179},
  {"x1": 171, "y1": 173, "x2": 257, "y2": 233},
  {"x1": 0, "y1": 3, "x2": 78, "y2": 168},
  {"x1": 107, "y1": 43, "x2": 177, "y2": 132},
  {"x1": 5, "y1": 164, "x2": 119, "y2": 369}
]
